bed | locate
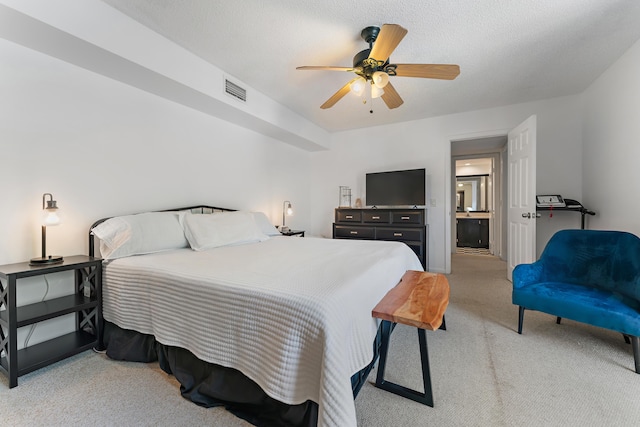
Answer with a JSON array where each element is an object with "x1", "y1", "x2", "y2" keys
[{"x1": 89, "y1": 206, "x2": 423, "y2": 427}]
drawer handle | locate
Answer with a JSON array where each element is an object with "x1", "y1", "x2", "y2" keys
[
  {"x1": 401, "y1": 216, "x2": 410, "y2": 220},
  {"x1": 372, "y1": 216, "x2": 380, "y2": 220},
  {"x1": 345, "y1": 215, "x2": 353, "y2": 219},
  {"x1": 394, "y1": 233, "x2": 403, "y2": 237},
  {"x1": 350, "y1": 231, "x2": 358, "y2": 235}
]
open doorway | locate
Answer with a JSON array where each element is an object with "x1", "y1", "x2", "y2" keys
[
  {"x1": 451, "y1": 136, "x2": 507, "y2": 260},
  {"x1": 455, "y1": 158, "x2": 492, "y2": 255}
]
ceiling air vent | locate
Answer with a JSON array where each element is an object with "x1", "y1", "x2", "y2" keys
[{"x1": 225, "y1": 79, "x2": 246, "y2": 102}]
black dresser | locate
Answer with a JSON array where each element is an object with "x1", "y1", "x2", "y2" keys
[{"x1": 333, "y1": 208, "x2": 428, "y2": 270}]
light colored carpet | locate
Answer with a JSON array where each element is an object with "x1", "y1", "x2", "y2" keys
[{"x1": 2, "y1": 254, "x2": 639, "y2": 426}]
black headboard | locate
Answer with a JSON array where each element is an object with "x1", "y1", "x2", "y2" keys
[{"x1": 88, "y1": 205, "x2": 235, "y2": 257}]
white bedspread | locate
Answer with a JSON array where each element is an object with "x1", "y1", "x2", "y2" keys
[{"x1": 102, "y1": 236, "x2": 423, "y2": 427}]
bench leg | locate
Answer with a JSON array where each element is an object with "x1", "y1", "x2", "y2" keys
[
  {"x1": 439, "y1": 314, "x2": 447, "y2": 331},
  {"x1": 632, "y1": 336, "x2": 640, "y2": 374},
  {"x1": 375, "y1": 320, "x2": 434, "y2": 407},
  {"x1": 518, "y1": 306, "x2": 525, "y2": 334}
]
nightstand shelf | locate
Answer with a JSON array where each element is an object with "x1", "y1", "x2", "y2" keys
[
  {"x1": 0, "y1": 294, "x2": 96, "y2": 327},
  {"x1": 0, "y1": 255, "x2": 102, "y2": 388},
  {"x1": 4, "y1": 330, "x2": 97, "y2": 378}
]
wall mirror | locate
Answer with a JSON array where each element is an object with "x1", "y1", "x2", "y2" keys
[{"x1": 456, "y1": 174, "x2": 489, "y2": 212}]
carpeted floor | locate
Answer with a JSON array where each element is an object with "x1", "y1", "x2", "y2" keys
[{"x1": 2, "y1": 254, "x2": 639, "y2": 426}]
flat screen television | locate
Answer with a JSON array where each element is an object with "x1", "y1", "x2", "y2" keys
[{"x1": 365, "y1": 168, "x2": 426, "y2": 207}]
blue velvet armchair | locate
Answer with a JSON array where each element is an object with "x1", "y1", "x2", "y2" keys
[{"x1": 513, "y1": 229, "x2": 640, "y2": 374}]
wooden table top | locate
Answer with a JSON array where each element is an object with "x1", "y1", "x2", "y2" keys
[{"x1": 372, "y1": 270, "x2": 450, "y2": 330}]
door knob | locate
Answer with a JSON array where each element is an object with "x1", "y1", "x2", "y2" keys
[{"x1": 522, "y1": 212, "x2": 531, "y2": 218}]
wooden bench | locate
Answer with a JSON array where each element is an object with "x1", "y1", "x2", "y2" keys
[{"x1": 372, "y1": 270, "x2": 450, "y2": 407}]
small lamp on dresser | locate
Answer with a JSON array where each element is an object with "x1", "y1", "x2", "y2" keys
[{"x1": 30, "y1": 192, "x2": 64, "y2": 265}]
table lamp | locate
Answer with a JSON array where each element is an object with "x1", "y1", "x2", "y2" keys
[
  {"x1": 282, "y1": 201, "x2": 293, "y2": 232},
  {"x1": 30, "y1": 193, "x2": 64, "y2": 265}
]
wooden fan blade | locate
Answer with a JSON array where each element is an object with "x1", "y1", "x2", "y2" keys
[
  {"x1": 369, "y1": 24, "x2": 408, "y2": 62},
  {"x1": 394, "y1": 64, "x2": 460, "y2": 80},
  {"x1": 321, "y1": 78, "x2": 358, "y2": 109},
  {"x1": 296, "y1": 66, "x2": 359, "y2": 72},
  {"x1": 381, "y1": 82, "x2": 403, "y2": 109}
]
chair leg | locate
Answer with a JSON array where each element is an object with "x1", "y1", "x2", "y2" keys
[
  {"x1": 623, "y1": 334, "x2": 631, "y2": 344},
  {"x1": 631, "y1": 336, "x2": 640, "y2": 374},
  {"x1": 518, "y1": 306, "x2": 524, "y2": 334},
  {"x1": 556, "y1": 317, "x2": 562, "y2": 324}
]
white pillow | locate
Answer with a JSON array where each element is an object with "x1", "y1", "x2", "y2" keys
[
  {"x1": 183, "y1": 211, "x2": 269, "y2": 251},
  {"x1": 252, "y1": 212, "x2": 281, "y2": 236},
  {"x1": 92, "y1": 212, "x2": 188, "y2": 259}
]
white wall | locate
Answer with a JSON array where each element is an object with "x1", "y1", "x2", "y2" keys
[
  {"x1": 582, "y1": 38, "x2": 640, "y2": 235},
  {"x1": 310, "y1": 95, "x2": 584, "y2": 273},
  {"x1": 0, "y1": 38, "x2": 311, "y2": 266}
]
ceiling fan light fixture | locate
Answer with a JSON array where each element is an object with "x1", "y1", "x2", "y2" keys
[
  {"x1": 350, "y1": 77, "x2": 366, "y2": 96},
  {"x1": 296, "y1": 24, "x2": 459, "y2": 110},
  {"x1": 371, "y1": 83, "x2": 384, "y2": 99},
  {"x1": 372, "y1": 71, "x2": 389, "y2": 88}
]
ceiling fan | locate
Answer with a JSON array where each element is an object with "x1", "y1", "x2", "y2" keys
[{"x1": 296, "y1": 24, "x2": 460, "y2": 110}]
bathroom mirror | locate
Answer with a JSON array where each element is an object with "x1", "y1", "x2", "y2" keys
[{"x1": 456, "y1": 174, "x2": 489, "y2": 212}]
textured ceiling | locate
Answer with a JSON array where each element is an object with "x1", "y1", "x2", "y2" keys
[{"x1": 101, "y1": 0, "x2": 640, "y2": 133}]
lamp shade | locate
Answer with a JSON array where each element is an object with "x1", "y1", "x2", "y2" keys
[
  {"x1": 43, "y1": 204, "x2": 61, "y2": 226},
  {"x1": 372, "y1": 71, "x2": 389, "y2": 88},
  {"x1": 350, "y1": 77, "x2": 366, "y2": 96},
  {"x1": 371, "y1": 84, "x2": 384, "y2": 99}
]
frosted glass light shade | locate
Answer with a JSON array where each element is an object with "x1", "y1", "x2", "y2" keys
[
  {"x1": 372, "y1": 71, "x2": 389, "y2": 88},
  {"x1": 371, "y1": 84, "x2": 384, "y2": 99},
  {"x1": 43, "y1": 210, "x2": 61, "y2": 226},
  {"x1": 350, "y1": 77, "x2": 366, "y2": 96}
]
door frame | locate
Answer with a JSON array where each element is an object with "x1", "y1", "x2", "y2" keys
[{"x1": 445, "y1": 129, "x2": 509, "y2": 274}]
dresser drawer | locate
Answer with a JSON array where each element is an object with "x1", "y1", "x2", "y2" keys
[
  {"x1": 336, "y1": 210, "x2": 362, "y2": 222},
  {"x1": 391, "y1": 210, "x2": 424, "y2": 225},
  {"x1": 362, "y1": 211, "x2": 390, "y2": 223},
  {"x1": 377, "y1": 227, "x2": 424, "y2": 242},
  {"x1": 333, "y1": 225, "x2": 375, "y2": 239}
]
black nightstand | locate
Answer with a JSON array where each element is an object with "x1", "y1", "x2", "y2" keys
[
  {"x1": 0, "y1": 255, "x2": 102, "y2": 388},
  {"x1": 281, "y1": 229, "x2": 305, "y2": 237}
]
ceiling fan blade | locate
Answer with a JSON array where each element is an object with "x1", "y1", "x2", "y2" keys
[
  {"x1": 296, "y1": 66, "x2": 359, "y2": 72},
  {"x1": 369, "y1": 24, "x2": 408, "y2": 62},
  {"x1": 394, "y1": 64, "x2": 460, "y2": 80},
  {"x1": 320, "y1": 78, "x2": 357, "y2": 109},
  {"x1": 381, "y1": 82, "x2": 403, "y2": 109}
]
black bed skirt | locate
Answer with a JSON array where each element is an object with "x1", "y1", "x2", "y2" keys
[{"x1": 103, "y1": 321, "x2": 381, "y2": 427}]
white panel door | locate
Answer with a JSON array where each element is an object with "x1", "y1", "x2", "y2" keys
[{"x1": 507, "y1": 115, "x2": 537, "y2": 281}]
